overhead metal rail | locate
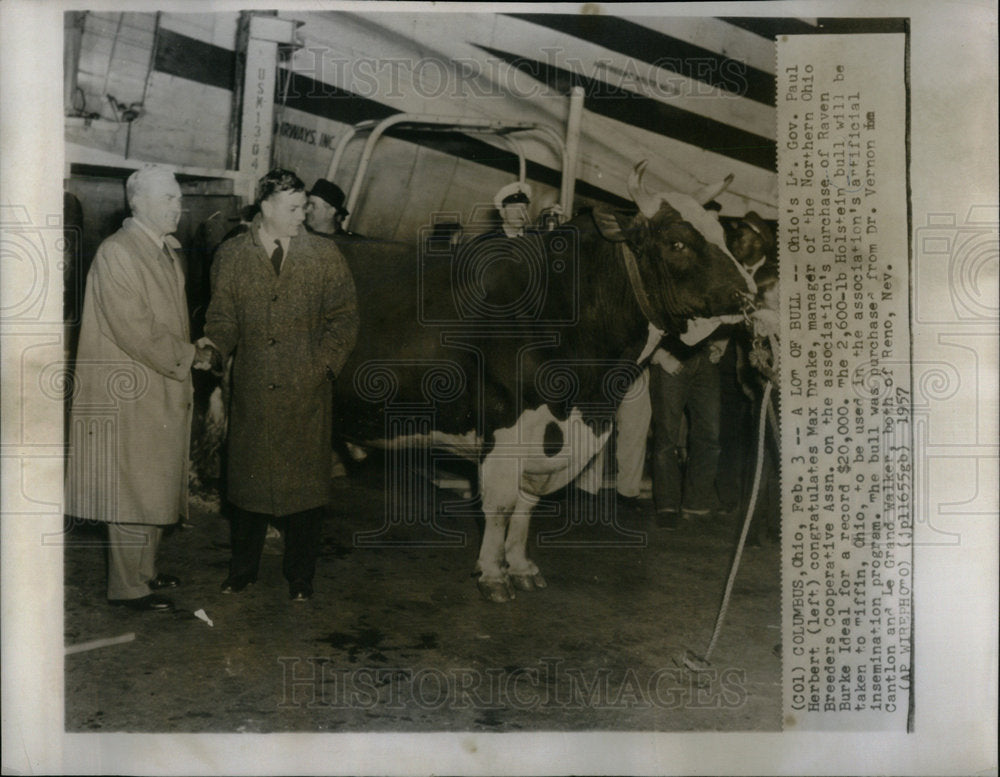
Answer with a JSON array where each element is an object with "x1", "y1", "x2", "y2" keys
[{"x1": 326, "y1": 106, "x2": 583, "y2": 231}]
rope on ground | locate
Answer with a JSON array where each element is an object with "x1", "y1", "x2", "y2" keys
[{"x1": 65, "y1": 632, "x2": 136, "y2": 656}]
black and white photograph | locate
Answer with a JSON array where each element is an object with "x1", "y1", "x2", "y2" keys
[{"x1": 1, "y1": 1, "x2": 996, "y2": 774}]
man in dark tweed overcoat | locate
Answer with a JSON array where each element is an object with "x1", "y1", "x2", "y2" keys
[{"x1": 205, "y1": 169, "x2": 359, "y2": 601}]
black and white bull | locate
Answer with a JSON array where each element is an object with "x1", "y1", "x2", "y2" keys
[{"x1": 332, "y1": 161, "x2": 756, "y2": 602}]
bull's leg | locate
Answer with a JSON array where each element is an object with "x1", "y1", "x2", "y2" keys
[
  {"x1": 475, "y1": 509, "x2": 514, "y2": 603},
  {"x1": 505, "y1": 490, "x2": 546, "y2": 591},
  {"x1": 475, "y1": 455, "x2": 519, "y2": 603}
]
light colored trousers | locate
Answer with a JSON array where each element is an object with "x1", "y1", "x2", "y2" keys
[
  {"x1": 106, "y1": 523, "x2": 163, "y2": 600},
  {"x1": 577, "y1": 369, "x2": 651, "y2": 497}
]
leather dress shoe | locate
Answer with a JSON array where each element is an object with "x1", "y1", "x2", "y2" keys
[
  {"x1": 289, "y1": 581, "x2": 313, "y2": 602},
  {"x1": 220, "y1": 575, "x2": 256, "y2": 594},
  {"x1": 109, "y1": 594, "x2": 174, "y2": 612},
  {"x1": 148, "y1": 573, "x2": 180, "y2": 590}
]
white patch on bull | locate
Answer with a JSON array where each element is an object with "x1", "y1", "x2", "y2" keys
[
  {"x1": 488, "y1": 406, "x2": 611, "y2": 493},
  {"x1": 660, "y1": 192, "x2": 736, "y2": 261},
  {"x1": 659, "y1": 191, "x2": 756, "y2": 294},
  {"x1": 357, "y1": 430, "x2": 481, "y2": 459},
  {"x1": 476, "y1": 405, "x2": 612, "y2": 586}
]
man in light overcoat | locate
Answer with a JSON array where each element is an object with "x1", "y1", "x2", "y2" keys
[
  {"x1": 204, "y1": 168, "x2": 359, "y2": 601},
  {"x1": 66, "y1": 165, "x2": 214, "y2": 611}
]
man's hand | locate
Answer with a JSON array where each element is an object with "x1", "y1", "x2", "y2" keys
[
  {"x1": 193, "y1": 343, "x2": 223, "y2": 374},
  {"x1": 707, "y1": 337, "x2": 728, "y2": 365},
  {"x1": 192, "y1": 344, "x2": 212, "y2": 371}
]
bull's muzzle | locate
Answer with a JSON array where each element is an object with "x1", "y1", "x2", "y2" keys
[{"x1": 736, "y1": 290, "x2": 759, "y2": 330}]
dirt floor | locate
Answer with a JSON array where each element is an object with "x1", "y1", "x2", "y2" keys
[{"x1": 64, "y1": 459, "x2": 781, "y2": 733}]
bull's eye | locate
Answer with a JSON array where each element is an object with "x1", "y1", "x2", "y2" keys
[{"x1": 671, "y1": 241, "x2": 686, "y2": 252}]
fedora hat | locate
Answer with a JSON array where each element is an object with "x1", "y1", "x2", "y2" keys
[{"x1": 309, "y1": 179, "x2": 349, "y2": 215}]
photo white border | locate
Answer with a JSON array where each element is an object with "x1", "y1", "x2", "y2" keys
[{"x1": 2, "y1": 1, "x2": 996, "y2": 774}]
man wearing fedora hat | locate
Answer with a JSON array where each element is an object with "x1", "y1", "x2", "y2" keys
[
  {"x1": 728, "y1": 211, "x2": 775, "y2": 278},
  {"x1": 306, "y1": 179, "x2": 351, "y2": 238}
]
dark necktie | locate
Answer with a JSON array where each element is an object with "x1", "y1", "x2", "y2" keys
[{"x1": 270, "y1": 239, "x2": 283, "y2": 276}]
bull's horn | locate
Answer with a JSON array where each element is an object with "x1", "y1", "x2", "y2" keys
[
  {"x1": 627, "y1": 160, "x2": 662, "y2": 218},
  {"x1": 692, "y1": 173, "x2": 734, "y2": 206}
]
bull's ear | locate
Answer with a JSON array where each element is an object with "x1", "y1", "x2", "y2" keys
[{"x1": 591, "y1": 207, "x2": 630, "y2": 243}]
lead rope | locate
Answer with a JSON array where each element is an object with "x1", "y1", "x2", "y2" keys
[{"x1": 700, "y1": 329, "x2": 777, "y2": 665}]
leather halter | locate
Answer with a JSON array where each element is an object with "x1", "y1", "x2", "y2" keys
[{"x1": 618, "y1": 241, "x2": 668, "y2": 333}]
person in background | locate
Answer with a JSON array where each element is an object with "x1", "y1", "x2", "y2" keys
[
  {"x1": 493, "y1": 181, "x2": 532, "y2": 238},
  {"x1": 537, "y1": 204, "x2": 564, "y2": 232},
  {"x1": 63, "y1": 191, "x2": 85, "y2": 363},
  {"x1": 580, "y1": 212, "x2": 772, "y2": 525},
  {"x1": 204, "y1": 168, "x2": 359, "y2": 602},
  {"x1": 65, "y1": 165, "x2": 217, "y2": 612},
  {"x1": 305, "y1": 179, "x2": 352, "y2": 237},
  {"x1": 728, "y1": 211, "x2": 776, "y2": 277},
  {"x1": 573, "y1": 363, "x2": 652, "y2": 514},
  {"x1": 648, "y1": 331, "x2": 727, "y2": 530},
  {"x1": 716, "y1": 211, "x2": 776, "y2": 513}
]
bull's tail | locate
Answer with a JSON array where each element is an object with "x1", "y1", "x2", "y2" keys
[
  {"x1": 189, "y1": 384, "x2": 227, "y2": 504},
  {"x1": 190, "y1": 358, "x2": 230, "y2": 501}
]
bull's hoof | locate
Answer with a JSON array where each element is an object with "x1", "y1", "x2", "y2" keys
[
  {"x1": 477, "y1": 578, "x2": 515, "y2": 603},
  {"x1": 511, "y1": 572, "x2": 548, "y2": 591}
]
